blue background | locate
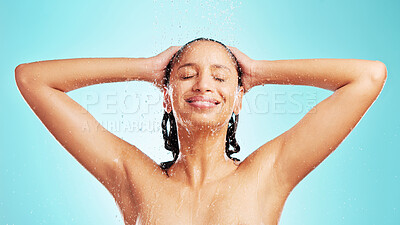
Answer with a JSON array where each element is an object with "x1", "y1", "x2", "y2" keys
[{"x1": 1, "y1": 0, "x2": 399, "y2": 224}]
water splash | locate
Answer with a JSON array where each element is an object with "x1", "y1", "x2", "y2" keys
[{"x1": 152, "y1": 0, "x2": 242, "y2": 53}]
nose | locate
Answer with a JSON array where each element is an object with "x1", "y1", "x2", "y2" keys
[{"x1": 192, "y1": 72, "x2": 213, "y2": 93}]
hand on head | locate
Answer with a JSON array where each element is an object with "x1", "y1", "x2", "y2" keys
[
  {"x1": 147, "y1": 46, "x2": 182, "y2": 90},
  {"x1": 146, "y1": 44, "x2": 256, "y2": 94},
  {"x1": 227, "y1": 46, "x2": 257, "y2": 93}
]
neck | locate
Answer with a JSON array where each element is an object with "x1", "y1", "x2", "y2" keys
[{"x1": 168, "y1": 122, "x2": 238, "y2": 189}]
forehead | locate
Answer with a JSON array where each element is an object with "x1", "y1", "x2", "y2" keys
[{"x1": 175, "y1": 41, "x2": 235, "y2": 67}]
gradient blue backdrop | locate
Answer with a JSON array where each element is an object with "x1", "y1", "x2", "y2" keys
[{"x1": 1, "y1": 0, "x2": 399, "y2": 224}]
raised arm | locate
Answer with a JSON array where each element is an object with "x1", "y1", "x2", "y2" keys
[
  {"x1": 230, "y1": 47, "x2": 387, "y2": 193},
  {"x1": 15, "y1": 46, "x2": 181, "y2": 195}
]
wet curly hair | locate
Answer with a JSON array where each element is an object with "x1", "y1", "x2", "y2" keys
[{"x1": 160, "y1": 37, "x2": 243, "y2": 171}]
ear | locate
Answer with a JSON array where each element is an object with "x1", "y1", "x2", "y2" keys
[
  {"x1": 163, "y1": 86, "x2": 172, "y2": 113},
  {"x1": 233, "y1": 86, "x2": 244, "y2": 115}
]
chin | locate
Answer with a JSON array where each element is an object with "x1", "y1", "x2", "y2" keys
[{"x1": 172, "y1": 102, "x2": 232, "y2": 130}]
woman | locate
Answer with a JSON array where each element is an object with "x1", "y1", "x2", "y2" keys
[{"x1": 15, "y1": 37, "x2": 387, "y2": 225}]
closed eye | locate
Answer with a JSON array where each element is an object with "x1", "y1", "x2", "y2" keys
[
  {"x1": 181, "y1": 75, "x2": 224, "y2": 82},
  {"x1": 182, "y1": 76, "x2": 194, "y2": 80}
]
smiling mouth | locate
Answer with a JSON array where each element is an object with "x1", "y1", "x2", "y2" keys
[
  {"x1": 186, "y1": 100, "x2": 220, "y2": 109},
  {"x1": 186, "y1": 100, "x2": 220, "y2": 105},
  {"x1": 185, "y1": 96, "x2": 221, "y2": 109},
  {"x1": 185, "y1": 96, "x2": 221, "y2": 105}
]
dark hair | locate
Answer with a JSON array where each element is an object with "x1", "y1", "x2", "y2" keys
[{"x1": 160, "y1": 37, "x2": 242, "y2": 171}]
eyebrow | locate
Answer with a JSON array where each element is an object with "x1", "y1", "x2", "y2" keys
[{"x1": 177, "y1": 63, "x2": 232, "y2": 72}]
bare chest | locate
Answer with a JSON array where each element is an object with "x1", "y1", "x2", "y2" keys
[{"x1": 118, "y1": 176, "x2": 286, "y2": 225}]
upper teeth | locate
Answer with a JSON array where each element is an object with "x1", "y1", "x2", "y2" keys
[{"x1": 190, "y1": 100, "x2": 216, "y2": 104}]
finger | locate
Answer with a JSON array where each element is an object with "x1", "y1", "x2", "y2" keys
[
  {"x1": 227, "y1": 46, "x2": 237, "y2": 54},
  {"x1": 227, "y1": 46, "x2": 237, "y2": 52},
  {"x1": 171, "y1": 46, "x2": 182, "y2": 52},
  {"x1": 231, "y1": 48, "x2": 243, "y2": 58},
  {"x1": 167, "y1": 46, "x2": 182, "y2": 57},
  {"x1": 228, "y1": 47, "x2": 243, "y2": 59}
]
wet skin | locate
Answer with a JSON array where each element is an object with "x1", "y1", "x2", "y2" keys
[
  {"x1": 116, "y1": 153, "x2": 289, "y2": 225},
  {"x1": 114, "y1": 41, "x2": 289, "y2": 224},
  {"x1": 15, "y1": 39, "x2": 387, "y2": 225}
]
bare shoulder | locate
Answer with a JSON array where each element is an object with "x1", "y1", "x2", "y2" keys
[
  {"x1": 235, "y1": 134, "x2": 289, "y2": 193},
  {"x1": 120, "y1": 144, "x2": 168, "y2": 191}
]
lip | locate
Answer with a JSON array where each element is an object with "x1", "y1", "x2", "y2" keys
[{"x1": 185, "y1": 96, "x2": 221, "y2": 109}]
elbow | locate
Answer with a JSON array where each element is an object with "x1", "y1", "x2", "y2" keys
[
  {"x1": 369, "y1": 61, "x2": 387, "y2": 85},
  {"x1": 15, "y1": 63, "x2": 25, "y2": 77},
  {"x1": 15, "y1": 63, "x2": 30, "y2": 77},
  {"x1": 15, "y1": 63, "x2": 28, "y2": 87},
  {"x1": 15, "y1": 63, "x2": 38, "y2": 89}
]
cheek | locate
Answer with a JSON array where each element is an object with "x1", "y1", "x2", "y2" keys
[
  {"x1": 170, "y1": 86, "x2": 187, "y2": 109},
  {"x1": 221, "y1": 86, "x2": 237, "y2": 104}
]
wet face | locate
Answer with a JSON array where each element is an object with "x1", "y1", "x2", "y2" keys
[{"x1": 163, "y1": 41, "x2": 244, "y2": 130}]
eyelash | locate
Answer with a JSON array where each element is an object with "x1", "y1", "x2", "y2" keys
[{"x1": 181, "y1": 76, "x2": 225, "y2": 82}]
